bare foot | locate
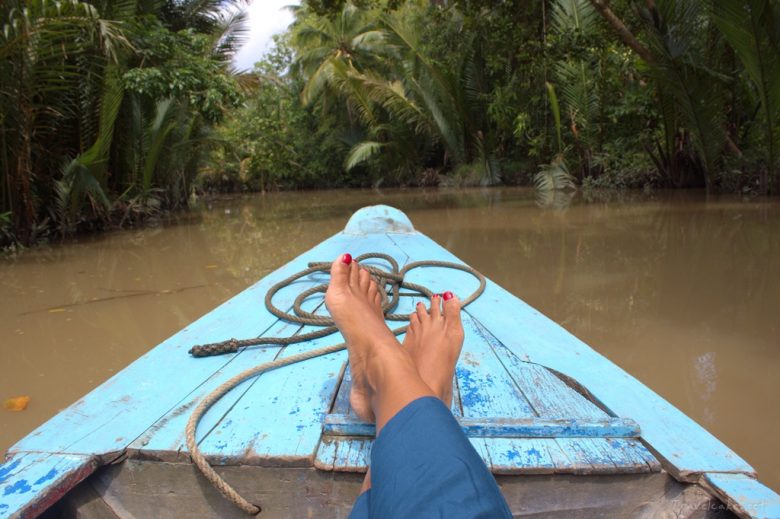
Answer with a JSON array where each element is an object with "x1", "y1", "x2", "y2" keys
[
  {"x1": 325, "y1": 253, "x2": 393, "y2": 422},
  {"x1": 403, "y1": 292, "x2": 464, "y2": 406}
]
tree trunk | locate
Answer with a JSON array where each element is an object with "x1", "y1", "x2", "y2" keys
[
  {"x1": 14, "y1": 111, "x2": 36, "y2": 243},
  {"x1": 588, "y1": 0, "x2": 655, "y2": 63}
]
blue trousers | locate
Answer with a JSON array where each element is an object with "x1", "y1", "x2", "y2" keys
[{"x1": 348, "y1": 396, "x2": 512, "y2": 518}]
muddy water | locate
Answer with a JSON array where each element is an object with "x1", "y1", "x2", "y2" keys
[{"x1": 2, "y1": 188, "x2": 778, "y2": 491}]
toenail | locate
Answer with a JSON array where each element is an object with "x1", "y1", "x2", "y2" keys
[
  {"x1": 432, "y1": 294, "x2": 440, "y2": 299},
  {"x1": 341, "y1": 253, "x2": 353, "y2": 265},
  {"x1": 443, "y1": 291, "x2": 454, "y2": 301}
]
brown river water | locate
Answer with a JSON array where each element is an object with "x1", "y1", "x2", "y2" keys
[{"x1": 1, "y1": 188, "x2": 778, "y2": 492}]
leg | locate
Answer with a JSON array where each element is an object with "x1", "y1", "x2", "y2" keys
[
  {"x1": 403, "y1": 291, "x2": 465, "y2": 408},
  {"x1": 324, "y1": 254, "x2": 435, "y2": 434},
  {"x1": 327, "y1": 255, "x2": 511, "y2": 518}
]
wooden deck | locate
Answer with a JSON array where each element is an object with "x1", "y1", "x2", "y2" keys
[{"x1": 2, "y1": 205, "x2": 779, "y2": 518}]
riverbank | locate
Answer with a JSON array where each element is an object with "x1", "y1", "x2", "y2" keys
[{"x1": 2, "y1": 188, "x2": 779, "y2": 493}]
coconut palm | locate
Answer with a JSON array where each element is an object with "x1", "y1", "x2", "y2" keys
[{"x1": 291, "y1": 2, "x2": 387, "y2": 105}]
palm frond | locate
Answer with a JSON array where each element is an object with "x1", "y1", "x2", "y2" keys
[
  {"x1": 713, "y1": 0, "x2": 780, "y2": 175},
  {"x1": 345, "y1": 141, "x2": 385, "y2": 170},
  {"x1": 535, "y1": 155, "x2": 577, "y2": 191}
]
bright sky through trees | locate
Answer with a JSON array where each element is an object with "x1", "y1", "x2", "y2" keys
[{"x1": 233, "y1": 0, "x2": 299, "y2": 70}]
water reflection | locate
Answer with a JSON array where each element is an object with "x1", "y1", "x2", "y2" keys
[{"x1": 1, "y1": 188, "x2": 778, "y2": 492}]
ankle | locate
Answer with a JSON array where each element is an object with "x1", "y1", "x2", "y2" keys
[{"x1": 363, "y1": 346, "x2": 413, "y2": 391}]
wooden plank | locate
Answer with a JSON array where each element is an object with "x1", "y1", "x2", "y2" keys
[
  {"x1": 553, "y1": 438, "x2": 615, "y2": 474},
  {"x1": 9, "y1": 232, "x2": 374, "y2": 459},
  {"x1": 701, "y1": 473, "x2": 780, "y2": 519},
  {"x1": 473, "y1": 318, "x2": 608, "y2": 420},
  {"x1": 587, "y1": 438, "x2": 659, "y2": 474},
  {"x1": 487, "y1": 438, "x2": 560, "y2": 474},
  {"x1": 323, "y1": 414, "x2": 640, "y2": 438},
  {"x1": 89, "y1": 460, "x2": 363, "y2": 519},
  {"x1": 467, "y1": 438, "x2": 492, "y2": 469},
  {"x1": 455, "y1": 313, "x2": 536, "y2": 419},
  {"x1": 133, "y1": 296, "x2": 333, "y2": 463},
  {"x1": 191, "y1": 327, "x2": 346, "y2": 465},
  {"x1": 313, "y1": 437, "x2": 338, "y2": 471},
  {"x1": 58, "y1": 457, "x2": 704, "y2": 519},
  {"x1": 496, "y1": 472, "x2": 722, "y2": 519},
  {"x1": 387, "y1": 230, "x2": 756, "y2": 481},
  {"x1": 0, "y1": 453, "x2": 97, "y2": 519},
  {"x1": 128, "y1": 315, "x2": 299, "y2": 460},
  {"x1": 334, "y1": 440, "x2": 371, "y2": 473},
  {"x1": 330, "y1": 365, "x2": 354, "y2": 416}
]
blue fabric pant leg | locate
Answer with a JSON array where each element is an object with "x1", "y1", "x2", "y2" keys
[{"x1": 348, "y1": 396, "x2": 512, "y2": 519}]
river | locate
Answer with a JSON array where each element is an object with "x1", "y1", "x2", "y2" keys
[{"x1": 1, "y1": 187, "x2": 778, "y2": 492}]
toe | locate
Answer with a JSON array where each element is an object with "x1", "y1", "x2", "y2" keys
[
  {"x1": 409, "y1": 312, "x2": 420, "y2": 332},
  {"x1": 358, "y1": 267, "x2": 370, "y2": 292},
  {"x1": 349, "y1": 260, "x2": 360, "y2": 288},
  {"x1": 415, "y1": 301, "x2": 429, "y2": 322},
  {"x1": 430, "y1": 294, "x2": 442, "y2": 319},
  {"x1": 442, "y1": 291, "x2": 462, "y2": 324},
  {"x1": 330, "y1": 254, "x2": 352, "y2": 289}
]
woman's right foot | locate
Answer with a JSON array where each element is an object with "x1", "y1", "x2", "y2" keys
[
  {"x1": 325, "y1": 254, "x2": 395, "y2": 423},
  {"x1": 402, "y1": 292, "x2": 465, "y2": 406}
]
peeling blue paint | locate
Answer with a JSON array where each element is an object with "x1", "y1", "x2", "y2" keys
[
  {"x1": 215, "y1": 441, "x2": 228, "y2": 450},
  {"x1": 0, "y1": 459, "x2": 21, "y2": 484},
  {"x1": 296, "y1": 425, "x2": 305, "y2": 432},
  {"x1": 33, "y1": 468, "x2": 58, "y2": 485},
  {"x1": 504, "y1": 450, "x2": 519, "y2": 461},
  {"x1": 526, "y1": 447, "x2": 542, "y2": 460},
  {"x1": 0, "y1": 502, "x2": 9, "y2": 510},
  {"x1": 3, "y1": 479, "x2": 32, "y2": 496},
  {"x1": 221, "y1": 419, "x2": 233, "y2": 429},
  {"x1": 456, "y1": 367, "x2": 486, "y2": 408},
  {"x1": 288, "y1": 406, "x2": 300, "y2": 415}
]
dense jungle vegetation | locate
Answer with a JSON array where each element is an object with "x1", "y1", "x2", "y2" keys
[{"x1": 1, "y1": 0, "x2": 779, "y2": 245}]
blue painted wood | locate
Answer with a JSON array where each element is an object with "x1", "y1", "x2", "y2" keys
[
  {"x1": 702, "y1": 473, "x2": 780, "y2": 519},
  {"x1": 343, "y1": 205, "x2": 415, "y2": 235},
  {"x1": 313, "y1": 435, "x2": 659, "y2": 475},
  {"x1": 386, "y1": 230, "x2": 757, "y2": 482},
  {"x1": 472, "y1": 318, "x2": 608, "y2": 420},
  {"x1": 0, "y1": 453, "x2": 96, "y2": 519},
  {"x1": 128, "y1": 315, "x2": 299, "y2": 459},
  {"x1": 323, "y1": 414, "x2": 641, "y2": 438},
  {"x1": 486, "y1": 438, "x2": 568, "y2": 474},
  {"x1": 191, "y1": 234, "x2": 408, "y2": 465},
  {"x1": 456, "y1": 313, "x2": 537, "y2": 419}
]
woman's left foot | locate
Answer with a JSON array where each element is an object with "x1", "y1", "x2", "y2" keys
[{"x1": 402, "y1": 292, "x2": 464, "y2": 406}]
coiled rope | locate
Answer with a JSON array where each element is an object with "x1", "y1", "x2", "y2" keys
[{"x1": 185, "y1": 253, "x2": 486, "y2": 515}]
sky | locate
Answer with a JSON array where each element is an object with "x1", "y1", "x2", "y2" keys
[{"x1": 233, "y1": 1, "x2": 300, "y2": 71}]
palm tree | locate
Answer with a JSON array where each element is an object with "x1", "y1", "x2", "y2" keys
[
  {"x1": 0, "y1": 0, "x2": 126, "y2": 241},
  {"x1": 291, "y1": 2, "x2": 387, "y2": 105}
]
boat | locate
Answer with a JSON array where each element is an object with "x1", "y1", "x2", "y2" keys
[{"x1": 1, "y1": 205, "x2": 778, "y2": 519}]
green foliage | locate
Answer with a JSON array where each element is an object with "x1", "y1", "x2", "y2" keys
[
  {"x1": 202, "y1": 37, "x2": 344, "y2": 191},
  {"x1": 535, "y1": 155, "x2": 577, "y2": 192},
  {"x1": 0, "y1": 0, "x2": 247, "y2": 243},
  {"x1": 713, "y1": 0, "x2": 780, "y2": 191},
  {"x1": 4, "y1": 0, "x2": 780, "y2": 245}
]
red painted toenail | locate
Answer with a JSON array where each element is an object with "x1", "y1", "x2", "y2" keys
[
  {"x1": 341, "y1": 253, "x2": 352, "y2": 265},
  {"x1": 443, "y1": 291, "x2": 454, "y2": 301},
  {"x1": 432, "y1": 294, "x2": 440, "y2": 299}
]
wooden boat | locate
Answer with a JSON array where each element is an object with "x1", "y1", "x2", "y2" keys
[{"x1": 1, "y1": 205, "x2": 778, "y2": 519}]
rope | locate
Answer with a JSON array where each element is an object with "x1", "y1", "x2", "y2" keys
[{"x1": 185, "y1": 253, "x2": 486, "y2": 515}]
